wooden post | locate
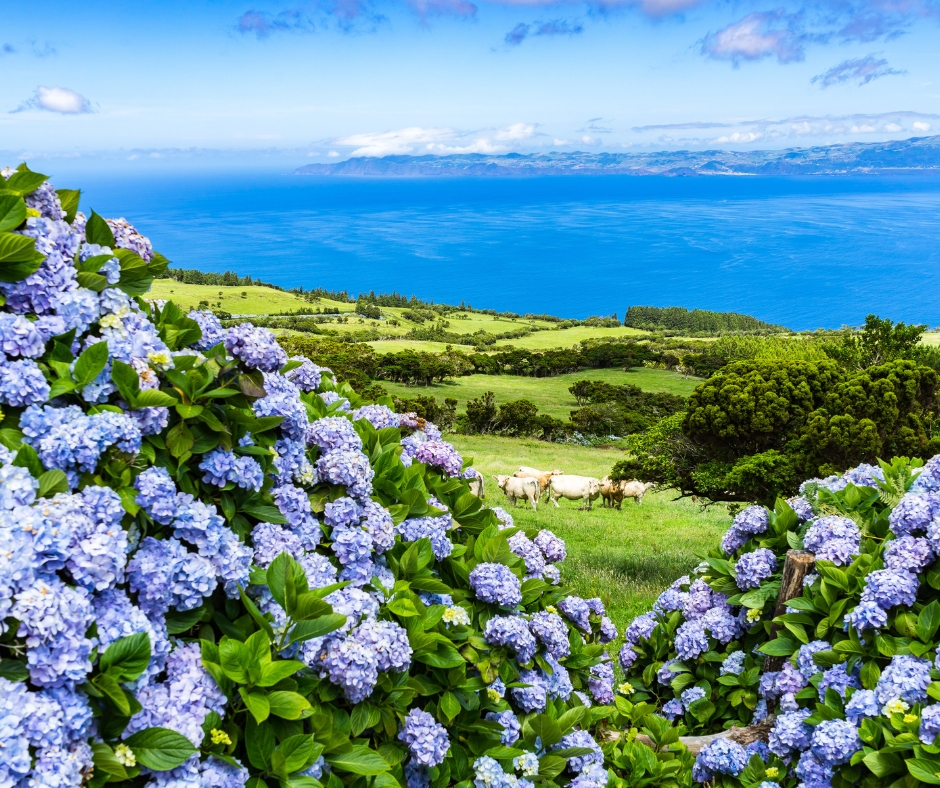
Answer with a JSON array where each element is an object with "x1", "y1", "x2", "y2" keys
[{"x1": 763, "y1": 549, "x2": 816, "y2": 673}]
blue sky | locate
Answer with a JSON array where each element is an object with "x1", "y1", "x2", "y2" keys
[{"x1": 1, "y1": 0, "x2": 938, "y2": 165}]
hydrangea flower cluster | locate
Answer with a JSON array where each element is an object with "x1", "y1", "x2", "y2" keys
[{"x1": 0, "y1": 170, "x2": 619, "y2": 788}]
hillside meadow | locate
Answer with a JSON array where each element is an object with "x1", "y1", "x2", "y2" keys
[
  {"x1": 383, "y1": 367, "x2": 698, "y2": 420},
  {"x1": 449, "y1": 434, "x2": 728, "y2": 629}
]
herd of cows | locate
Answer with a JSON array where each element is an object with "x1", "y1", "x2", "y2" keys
[{"x1": 465, "y1": 466, "x2": 654, "y2": 511}]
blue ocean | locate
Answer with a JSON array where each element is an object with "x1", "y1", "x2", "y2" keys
[{"x1": 72, "y1": 171, "x2": 940, "y2": 331}]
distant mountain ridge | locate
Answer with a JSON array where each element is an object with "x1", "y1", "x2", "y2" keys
[{"x1": 295, "y1": 134, "x2": 940, "y2": 177}]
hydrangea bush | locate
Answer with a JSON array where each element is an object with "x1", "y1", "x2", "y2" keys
[
  {"x1": 0, "y1": 165, "x2": 626, "y2": 788},
  {"x1": 620, "y1": 451, "x2": 940, "y2": 788}
]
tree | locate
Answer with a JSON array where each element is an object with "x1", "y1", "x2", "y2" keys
[
  {"x1": 624, "y1": 358, "x2": 940, "y2": 504},
  {"x1": 825, "y1": 314, "x2": 927, "y2": 370}
]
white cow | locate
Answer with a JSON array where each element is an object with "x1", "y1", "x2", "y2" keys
[
  {"x1": 514, "y1": 467, "x2": 562, "y2": 496},
  {"x1": 621, "y1": 480, "x2": 655, "y2": 505},
  {"x1": 493, "y1": 474, "x2": 541, "y2": 511},
  {"x1": 547, "y1": 475, "x2": 603, "y2": 510},
  {"x1": 466, "y1": 470, "x2": 484, "y2": 498}
]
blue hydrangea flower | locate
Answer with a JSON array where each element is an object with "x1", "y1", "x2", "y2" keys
[
  {"x1": 846, "y1": 599, "x2": 889, "y2": 632},
  {"x1": 796, "y1": 640, "x2": 830, "y2": 679},
  {"x1": 188, "y1": 310, "x2": 227, "y2": 349},
  {"x1": 720, "y1": 651, "x2": 746, "y2": 676},
  {"x1": 624, "y1": 612, "x2": 657, "y2": 645},
  {"x1": 795, "y1": 751, "x2": 833, "y2": 787},
  {"x1": 681, "y1": 686, "x2": 706, "y2": 710},
  {"x1": 692, "y1": 739, "x2": 748, "y2": 782},
  {"x1": 469, "y1": 562, "x2": 522, "y2": 607},
  {"x1": 486, "y1": 710, "x2": 521, "y2": 746},
  {"x1": 414, "y1": 440, "x2": 463, "y2": 477},
  {"x1": 559, "y1": 595, "x2": 592, "y2": 632},
  {"x1": 553, "y1": 730, "x2": 602, "y2": 773},
  {"x1": 885, "y1": 535, "x2": 935, "y2": 574},
  {"x1": 860, "y1": 568, "x2": 919, "y2": 610},
  {"x1": 508, "y1": 532, "x2": 546, "y2": 578},
  {"x1": 528, "y1": 611, "x2": 570, "y2": 659},
  {"x1": 674, "y1": 620, "x2": 709, "y2": 660},
  {"x1": 588, "y1": 660, "x2": 614, "y2": 704},
  {"x1": 721, "y1": 505, "x2": 769, "y2": 555},
  {"x1": 803, "y1": 515, "x2": 861, "y2": 566},
  {"x1": 734, "y1": 548, "x2": 778, "y2": 590},
  {"x1": 543, "y1": 653, "x2": 573, "y2": 700},
  {"x1": 818, "y1": 663, "x2": 860, "y2": 700},
  {"x1": 662, "y1": 698, "x2": 684, "y2": 720},
  {"x1": 890, "y1": 492, "x2": 940, "y2": 536},
  {"x1": 768, "y1": 708, "x2": 812, "y2": 757},
  {"x1": 224, "y1": 322, "x2": 287, "y2": 372},
  {"x1": 398, "y1": 709, "x2": 450, "y2": 767},
  {"x1": 683, "y1": 578, "x2": 715, "y2": 620},
  {"x1": 845, "y1": 688, "x2": 879, "y2": 723},
  {"x1": 511, "y1": 669, "x2": 547, "y2": 712},
  {"x1": 811, "y1": 719, "x2": 860, "y2": 765},
  {"x1": 875, "y1": 654, "x2": 933, "y2": 705},
  {"x1": 307, "y1": 416, "x2": 363, "y2": 453},
  {"x1": 485, "y1": 616, "x2": 536, "y2": 662},
  {"x1": 619, "y1": 643, "x2": 638, "y2": 672},
  {"x1": 397, "y1": 513, "x2": 453, "y2": 560},
  {"x1": 322, "y1": 632, "x2": 379, "y2": 703},
  {"x1": 920, "y1": 705, "x2": 940, "y2": 744},
  {"x1": 534, "y1": 529, "x2": 565, "y2": 562}
]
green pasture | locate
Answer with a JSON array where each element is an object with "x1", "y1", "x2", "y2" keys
[
  {"x1": 150, "y1": 281, "x2": 353, "y2": 316},
  {"x1": 382, "y1": 367, "x2": 699, "y2": 420},
  {"x1": 449, "y1": 434, "x2": 727, "y2": 630},
  {"x1": 367, "y1": 339, "x2": 459, "y2": 354},
  {"x1": 492, "y1": 325, "x2": 646, "y2": 349}
]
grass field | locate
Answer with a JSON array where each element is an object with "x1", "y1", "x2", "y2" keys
[
  {"x1": 383, "y1": 367, "x2": 699, "y2": 420},
  {"x1": 449, "y1": 434, "x2": 727, "y2": 631},
  {"x1": 492, "y1": 325, "x2": 646, "y2": 349},
  {"x1": 149, "y1": 281, "x2": 354, "y2": 316}
]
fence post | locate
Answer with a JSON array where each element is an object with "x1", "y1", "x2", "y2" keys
[{"x1": 763, "y1": 549, "x2": 816, "y2": 673}]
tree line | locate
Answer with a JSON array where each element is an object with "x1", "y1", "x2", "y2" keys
[{"x1": 623, "y1": 305, "x2": 786, "y2": 334}]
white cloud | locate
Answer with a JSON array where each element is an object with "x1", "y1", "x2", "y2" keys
[
  {"x1": 913, "y1": 121, "x2": 932, "y2": 131},
  {"x1": 715, "y1": 131, "x2": 764, "y2": 143},
  {"x1": 335, "y1": 123, "x2": 538, "y2": 157},
  {"x1": 328, "y1": 150, "x2": 340, "y2": 157},
  {"x1": 849, "y1": 124, "x2": 877, "y2": 133},
  {"x1": 884, "y1": 122, "x2": 902, "y2": 132},
  {"x1": 553, "y1": 138, "x2": 572, "y2": 145},
  {"x1": 13, "y1": 86, "x2": 93, "y2": 114}
]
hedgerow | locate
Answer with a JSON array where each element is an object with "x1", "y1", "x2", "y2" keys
[
  {"x1": 0, "y1": 165, "x2": 636, "y2": 788},
  {"x1": 619, "y1": 452, "x2": 940, "y2": 787}
]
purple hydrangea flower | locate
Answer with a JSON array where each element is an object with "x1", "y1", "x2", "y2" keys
[
  {"x1": 846, "y1": 600, "x2": 889, "y2": 632},
  {"x1": 397, "y1": 514, "x2": 453, "y2": 560},
  {"x1": 920, "y1": 705, "x2": 940, "y2": 744},
  {"x1": 528, "y1": 611, "x2": 570, "y2": 659},
  {"x1": 845, "y1": 689, "x2": 879, "y2": 723},
  {"x1": 470, "y1": 563, "x2": 522, "y2": 607},
  {"x1": 890, "y1": 492, "x2": 940, "y2": 536},
  {"x1": 624, "y1": 613, "x2": 657, "y2": 644},
  {"x1": 811, "y1": 719, "x2": 860, "y2": 766},
  {"x1": 284, "y1": 356, "x2": 323, "y2": 392},
  {"x1": 484, "y1": 615, "x2": 537, "y2": 662},
  {"x1": 414, "y1": 440, "x2": 463, "y2": 477},
  {"x1": 559, "y1": 596, "x2": 592, "y2": 632},
  {"x1": 398, "y1": 709, "x2": 450, "y2": 767},
  {"x1": 511, "y1": 669, "x2": 547, "y2": 712},
  {"x1": 325, "y1": 496, "x2": 363, "y2": 528},
  {"x1": 692, "y1": 739, "x2": 748, "y2": 782},
  {"x1": 508, "y1": 532, "x2": 546, "y2": 578},
  {"x1": 486, "y1": 710, "x2": 521, "y2": 746},
  {"x1": 875, "y1": 654, "x2": 933, "y2": 705},
  {"x1": 735, "y1": 549, "x2": 778, "y2": 591},
  {"x1": 818, "y1": 664, "x2": 860, "y2": 700},
  {"x1": 860, "y1": 568, "x2": 919, "y2": 610},
  {"x1": 352, "y1": 404, "x2": 401, "y2": 429},
  {"x1": 788, "y1": 495, "x2": 815, "y2": 521},
  {"x1": 768, "y1": 708, "x2": 812, "y2": 756},
  {"x1": 619, "y1": 643, "x2": 638, "y2": 672},
  {"x1": 721, "y1": 505, "x2": 768, "y2": 555},
  {"x1": 683, "y1": 579, "x2": 715, "y2": 620},
  {"x1": 662, "y1": 699, "x2": 684, "y2": 720},
  {"x1": 553, "y1": 730, "x2": 603, "y2": 773},
  {"x1": 674, "y1": 620, "x2": 709, "y2": 660},
  {"x1": 796, "y1": 640, "x2": 831, "y2": 679},
  {"x1": 795, "y1": 751, "x2": 833, "y2": 787},
  {"x1": 316, "y1": 449, "x2": 374, "y2": 500},
  {"x1": 681, "y1": 686, "x2": 706, "y2": 710},
  {"x1": 225, "y1": 323, "x2": 287, "y2": 372},
  {"x1": 803, "y1": 516, "x2": 861, "y2": 566},
  {"x1": 534, "y1": 529, "x2": 566, "y2": 562},
  {"x1": 884, "y1": 536, "x2": 934, "y2": 573},
  {"x1": 588, "y1": 660, "x2": 614, "y2": 704}
]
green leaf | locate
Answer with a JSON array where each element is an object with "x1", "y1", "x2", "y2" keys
[
  {"x1": 528, "y1": 715, "x2": 563, "y2": 747},
  {"x1": 241, "y1": 504, "x2": 288, "y2": 524},
  {"x1": 257, "y1": 660, "x2": 306, "y2": 687},
  {"x1": 124, "y1": 727, "x2": 197, "y2": 771},
  {"x1": 14, "y1": 442, "x2": 43, "y2": 478},
  {"x1": 908, "y1": 758, "x2": 940, "y2": 784},
  {"x1": 0, "y1": 657, "x2": 28, "y2": 681},
  {"x1": 0, "y1": 232, "x2": 44, "y2": 282},
  {"x1": 77, "y1": 271, "x2": 109, "y2": 292},
  {"x1": 277, "y1": 734, "x2": 317, "y2": 774},
  {"x1": 57, "y1": 189, "x2": 80, "y2": 223},
  {"x1": 100, "y1": 631, "x2": 152, "y2": 682},
  {"x1": 0, "y1": 194, "x2": 26, "y2": 232},
  {"x1": 136, "y1": 389, "x2": 178, "y2": 408},
  {"x1": 219, "y1": 639, "x2": 250, "y2": 684},
  {"x1": 917, "y1": 600, "x2": 940, "y2": 642},
  {"x1": 387, "y1": 597, "x2": 420, "y2": 618},
  {"x1": 165, "y1": 607, "x2": 205, "y2": 635},
  {"x1": 85, "y1": 211, "x2": 116, "y2": 247},
  {"x1": 267, "y1": 690, "x2": 311, "y2": 720},
  {"x1": 91, "y1": 743, "x2": 129, "y2": 780},
  {"x1": 351, "y1": 703, "x2": 382, "y2": 736},
  {"x1": 757, "y1": 637, "x2": 798, "y2": 657},
  {"x1": 110, "y1": 359, "x2": 142, "y2": 405},
  {"x1": 289, "y1": 614, "x2": 347, "y2": 644},
  {"x1": 245, "y1": 718, "x2": 275, "y2": 770},
  {"x1": 326, "y1": 745, "x2": 391, "y2": 775},
  {"x1": 3, "y1": 168, "x2": 47, "y2": 196},
  {"x1": 537, "y1": 755, "x2": 567, "y2": 780},
  {"x1": 73, "y1": 341, "x2": 109, "y2": 387},
  {"x1": 37, "y1": 469, "x2": 69, "y2": 498},
  {"x1": 239, "y1": 688, "x2": 271, "y2": 723},
  {"x1": 93, "y1": 673, "x2": 131, "y2": 715},
  {"x1": 166, "y1": 421, "x2": 194, "y2": 458},
  {"x1": 863, "y1": 751, "x2": 904, "y2": 777}
]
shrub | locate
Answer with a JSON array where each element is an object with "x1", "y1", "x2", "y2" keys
[
  {"x1": 619, "y1": 453, "x2": 940, "y2": 787},
  {"x1": 0, "y1": 165, "x2": 624, "y2": 788}
]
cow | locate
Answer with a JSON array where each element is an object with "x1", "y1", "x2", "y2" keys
[
  {"x1": 514, "y1": 467, "x2": 563, "y2": 496},
  {"x1": 466, "y1": 469, "x2": 484, "y2": 498},
  {"x1": 621, "y1": 480, "x2": 655, "y2": 505},
  {"x1": 493, "y1": 475, "x2": 541, "y2": 511},
  {"x1": 600, "y1": 477, "x2": 626, "y2": 510},
  {"x1": 546, "y1": 474, "x2": 603, "y2": 510}
]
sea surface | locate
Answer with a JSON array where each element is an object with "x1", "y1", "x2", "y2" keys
[{"x1": 70, "y1": 171, "x2": 940, "y2": 330}]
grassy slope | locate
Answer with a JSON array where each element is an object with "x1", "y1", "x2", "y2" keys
[
  {"x1": 492, "y1": 326, "x2": 646, "y2": 349},
  {"x1": 149, "y1": 281, "x2": 352, "y2": 316},
  {"x1": 449, "y1": 434, "x2": 727, "y2": 629},
  {"x1": 382, "y1": 368, "x2": 699, "y2": 420}
]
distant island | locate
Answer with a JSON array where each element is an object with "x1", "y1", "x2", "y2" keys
[{"x1": 296, "y1": 134, "x2": 940, "y2": 177}]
